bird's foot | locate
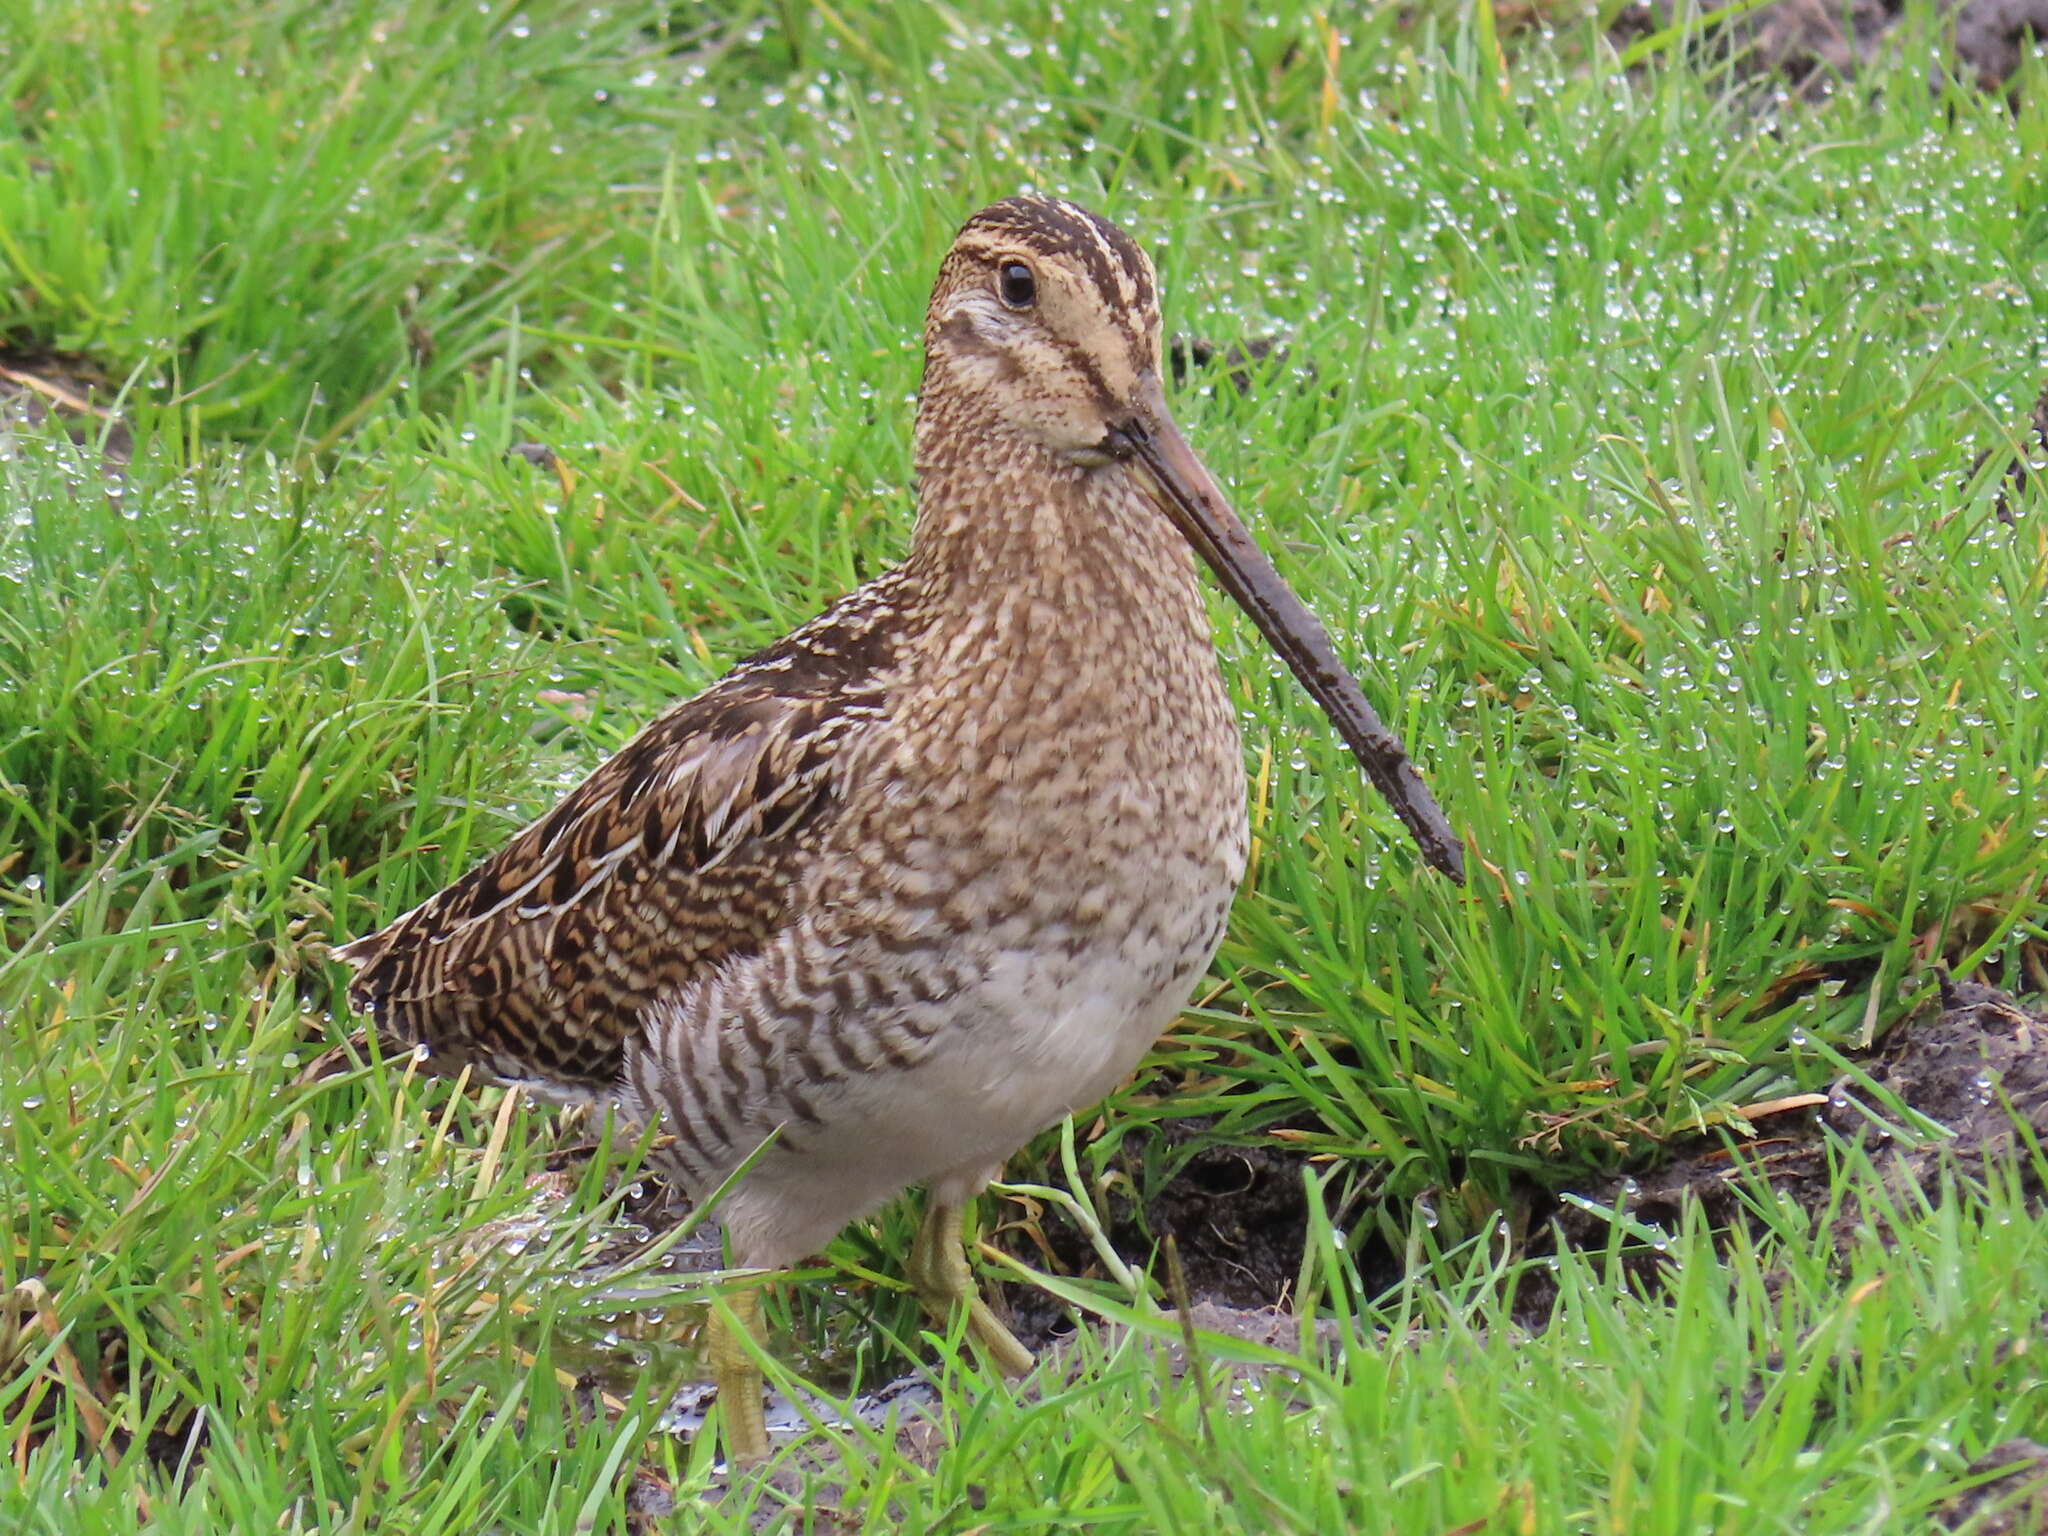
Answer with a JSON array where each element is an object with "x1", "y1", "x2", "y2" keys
[
  {"x1": 908, "y1": 1193, "x2": 1036, "y2": 1378},
  {"x1": 707, "y1": 1286, "x2": 771, "y2": 1465}
]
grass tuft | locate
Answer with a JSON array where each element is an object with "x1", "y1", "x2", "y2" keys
[{"x1": 3, "y1": 0, "x2": 2046, "y2": 1527}]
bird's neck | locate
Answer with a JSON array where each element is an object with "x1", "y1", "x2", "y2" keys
[
  {"x1": 904, "y1": 436, "x2": 1206, "y2": 635},
  {"x1": 890, "y1": 430, "x2": 1239, "y2": 814}
]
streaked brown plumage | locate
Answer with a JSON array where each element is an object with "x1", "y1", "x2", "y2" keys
[
  {"x1": 339, "y1": 196, "x2": 1461, "y2": 1462},
  {"x1": 342, "y1": 574, "x2": 904, "y2": 1095}
]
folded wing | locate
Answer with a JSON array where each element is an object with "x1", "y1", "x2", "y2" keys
[{"x1": 337, "y1": 575, "x2": 907, "y2": 1095}]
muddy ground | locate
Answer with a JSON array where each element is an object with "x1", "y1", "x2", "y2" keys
[
  {"x1": 1516, "y1": 977, "x2": 2048, "y2": 1318},
  {"x1": 0, "y1": 349, "x2": 132, "y2": 467},
  {"x1": 1606, "y1": 0, "x2": 2046, "y2": 96},
  {"x1": 1936, "y1": 1439, "x2": 2048, "y2": 1533},
  {"x1": 978, "y1": 979, "x2": 2048, "y2": 1352},
  {"x1": 992, "y1": 1119, "x2": 1324, "y2": 1346}
]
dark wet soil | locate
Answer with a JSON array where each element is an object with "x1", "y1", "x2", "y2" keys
[
  {"x1": 1611, "y1": 0, "x2": 2046, "y2": 95},
  {"x1": 1932, "y1": 1438, "x2": 2048, "y2": 1532},
  {"x1": 1515, "y1": 979, "x2": 2048, "y2": 1325},
  {"x1": 993, "y1": 1117, "x2": 1321, "y2": 1348},
  {"x1": 979, "y1": 980, "x2": 2048, "y2": 1348},
  {"x1": 0, "y1": 348, "x2": 131, "y2": 466},
  {"x1": 1948, "y1": 0, "x2": 2048, "y2": 89}
]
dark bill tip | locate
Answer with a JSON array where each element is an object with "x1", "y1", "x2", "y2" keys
[{"x1": 1114, "y1": 409, "x2": 1466, "y2": 884}]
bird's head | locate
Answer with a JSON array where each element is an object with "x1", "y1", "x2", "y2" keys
[
  {"x1": 920, "y1": 194, "x2": 1165, "y2": 467},
  {"x1": 914, "y1": 196, "x2": 1465, "y2": 883}
]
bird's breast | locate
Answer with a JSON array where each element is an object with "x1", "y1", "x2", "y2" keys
[{"x1": 849, "y1": 555, "x2": 1250, "y2": 951}]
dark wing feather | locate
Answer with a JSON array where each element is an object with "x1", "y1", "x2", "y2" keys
[{"x1": 337, "y1": 572, "x2": 908, "y2": 1095}]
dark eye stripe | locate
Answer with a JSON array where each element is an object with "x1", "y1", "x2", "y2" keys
[{"x1": 1056, "y1": 342, "x2": 1118, "y2": 416}]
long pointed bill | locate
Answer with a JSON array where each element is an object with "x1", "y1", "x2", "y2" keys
[{"x1": 1117, "y1": 395, "x2": 1465, "y2": 884}]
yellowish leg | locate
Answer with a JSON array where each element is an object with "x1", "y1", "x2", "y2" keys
[
  {"x1": 707, "y1": 1287, "x2": 770, "y2": 1465},
  {"x1": 906, "y1": 1194, "x2": 1034, "y2": 1378}
]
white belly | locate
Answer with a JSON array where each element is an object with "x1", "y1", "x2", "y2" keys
[
  {"x1": 703, "y1": 877, "x2": 1236, "y2": 1267},
  {"x1": 879, "y1": 935, "x2": 1208, "y2": 1158}
]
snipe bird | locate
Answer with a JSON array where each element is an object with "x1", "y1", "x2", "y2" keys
[{"x1": 339, "y1": 196, "x2": 1464, "y2": 1463}]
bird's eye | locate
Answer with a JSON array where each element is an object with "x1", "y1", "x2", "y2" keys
[{"x1": 998, "y1": 261, "x2": 1036, "y2": 308}]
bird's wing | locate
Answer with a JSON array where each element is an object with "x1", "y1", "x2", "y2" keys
[{"x1": 336, "y1": 572, "x2": 910, "y2": 1094}]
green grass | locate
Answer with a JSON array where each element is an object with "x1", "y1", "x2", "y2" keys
[{"x1": 4, "y1": 0, "x2": 2047, "y2": 1529}]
